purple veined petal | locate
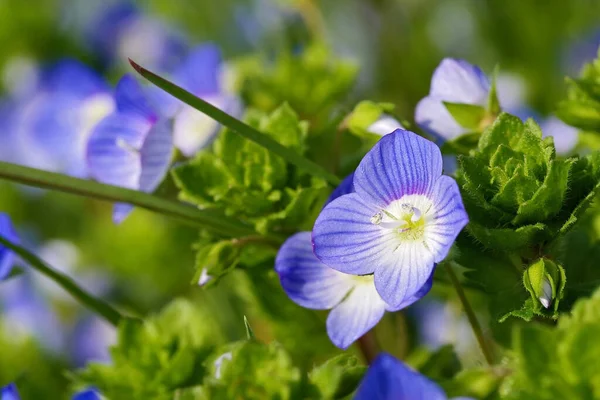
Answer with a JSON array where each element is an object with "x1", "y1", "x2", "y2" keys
[
  {"x1": 429, "y1": 58, "x2": 489, "y2": 104},
  {"x1": 275, "y1": 232, "x2": 353, "y2": 310},
  {"x1": 86, "y1": 113, "x2": 150, "y2": 189},
  {"x1": 354, "y1": 353, "x2": 447, "y2": 400},
  {"x1": 423, "y1": 176, "x2": 469, "y2": 263},
  {"x1": 323, "y1": 172, "x2": 355, "y2": 208},
  {"x1": 72, "y1": 388, "x2": 102, "y2": 400},
  {"x1": 313, "y1": 193, "x2": 389, "y2": 275},
  {"x1": 114, "y1": 74, "x2": 157, "y2": 121},
  {"x1": 540, "y1": 116, "x2": 579, "y2": 155},
  {"x1": 368, "y1": 115, "x2": 404, "y2": 137},
  {"x1": 0, "y1": 383, "x2": 20, "y2": 400},
  {"x1": 374, "y1": 240, "x2": 436, "y2": 309},
  {"x1": 386, "y1": 269, "x2": 434, "y2": 312},
  {"x1": 415, "y1": 95, "x2": 466, "y2": 141},
  {"x1": 326, "y1": 277, "x2": 387, "y2": 349},
  {"x1": 42, "y1": 59, "x2": 109, "y2": 98},
  {"x1": 353, "y1": 129, "x2": 443, "y2": 208},
  {"x1": 173, "y1": 43, "x2": 222, "y2": 96},
  {"x1": 0, "y1": 213, "x2": 19, "y2": 281},
  {"x1": 138, "y1": 118, "x2": 174, "y2": 193},
  {"x1": 173, "y1": 98, "x2": 223, "y2": 157}
]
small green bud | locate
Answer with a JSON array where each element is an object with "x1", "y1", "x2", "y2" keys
[{"x1": 523, "y1": 258, "x2": 566, "y2": 312}]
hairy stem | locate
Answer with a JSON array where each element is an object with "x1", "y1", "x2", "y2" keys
[
  {"x1": 0, "y1": 235, "x2": 124, "y2": 326},
  {"x1": 444, "y1": 262, "x2": 495, "y2": 366}
]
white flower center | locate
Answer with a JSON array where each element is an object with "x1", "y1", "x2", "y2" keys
[{"x1": 370, "y1": 195, "x2": 433, "y2": 241}]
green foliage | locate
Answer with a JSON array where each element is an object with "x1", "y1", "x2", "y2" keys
[
  {"x1": 345, "y1": 100, "x2": 397, "y2": 137},
  {"x1": 502, "y1": 286, "x2": 600, "y2": 399},
  {"x1": 557, "y1": 48, "x2": 600, "y2": 132},
  {"x1": 522, "y1": 258, "x2": 566, "y2": 315},
  {"x1": 308, "y1": 354, "x2": 366, "y2": 399}
]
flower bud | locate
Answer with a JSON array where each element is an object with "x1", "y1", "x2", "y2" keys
[{"x1": 523, "y1": 258, "x2": 565, "y2": 312}]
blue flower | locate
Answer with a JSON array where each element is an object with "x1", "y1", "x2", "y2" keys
[
  {"x1": 0, "y1": 213, "x2": 18, "y2": 281},
  {"x1": 0, "y1": 383, "x2": 20, "y2": 400},
  {"x1": 72, "y1": 388, "x2": 101, "y2": 400},
  {"x1": 15, "y1": 59, "x2": 114, "y2": 176},
  {"x1": 70, "y1": 315, "x2": 116, "y2": 368},
  {"x1": 415, "y1": 58, "x2": 490, "y2": 141},
  {"x1": 313, "y1": 129, "x2": 468, "y2": 309},
  {"x1": 276, "y1": 231, "x2": 433, "y2": 349},
  {"x1": 87, "y1": 74, "x2": 174, "y2": 223},
  {"x1": 168, "y1": 44, "x2": 241, "y2": 156},
  {"x1": 355, "y1": 353, "x2": 473, "y2": 400},
  {"x1": 367, "y1": 115, "x2": 404, "y2": 137}
]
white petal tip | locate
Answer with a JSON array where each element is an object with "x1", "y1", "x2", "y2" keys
[{"x1": 539, "y1": 296, "x2": 551, "y2": 309}]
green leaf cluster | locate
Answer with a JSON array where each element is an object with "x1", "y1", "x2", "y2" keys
[
  {"x1": 501, "y1": 286, "x2": 600, "y2": 399},
  {"x1": 557, "y1": 47, "x2": 600, "y2": 133}
]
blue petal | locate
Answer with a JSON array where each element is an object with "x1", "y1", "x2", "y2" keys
[
  {"x1": 72, "y1": 388, "x2": 102, "y2": 400},
  {"x1": 326, "y1": 279, "x2": 387, "y2": 349},
  {"x1": 429, "y1": 58, "x2": 489, "y2": 104},
  {"x1": 540, "y1": 116, "x2": 579, "y2": 155},
  {"x1": 172, "y1": 103, "x2": 221, "y2": 157},
  {"x1": 424, "y1": 176, "x2": 469, "y2": 263},
  {"x1": 0, "y1": 213, "x2": 18, "y2": 281},
  {"x1": 85, "y1": 3, "x2": 139, "y2": 63},
  {"x1": 173, "y1": 44, "x2": 222, "y2": 96},
  {"x1": 323, "y1": 172, "x2": 354, "y2": 207},
  {"x1": 115, "y1": 74, "x2": 157, "y2": 121},
  {"x1": 354, "y1": 353, "x2": 447, "y2": 400},
  {"x1": 415, "y1": 95, "x2": 465, "y2": 141},
  {"x1": 0, "y1": 383, "x2": 20, "y2": 400},
  {"x1": 386, "y1": 269, "x2": 434, "y2": 312},
  {"x1": 313, "y1": 193, "x2": 387, "y2": 275},
  {"x1": 87, "y1": 113, "x2": 149, "y2": 189},
  {"x1": 42, "y1": 59, "x2": 108, "y2": 98},
  {"x1": 138, "y1": 118, "x2": 173, "y2": 193},
  {"x1": 113, "y1": 203, "x2": 135, "y2": 225},
  {"x1": 353, "y1": 129, "x2": 443, "y2": 208},
  {"x1": 373, "y1": 241, "x2": 436, "y2": 309},
  {"x1": 275, "y1": 232, "x2": 353, "y2": 310}
]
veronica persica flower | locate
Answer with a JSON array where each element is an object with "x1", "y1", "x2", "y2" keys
[
  {"x1": 276, "y1": 232, "x2": 432, "y2": 349},
  {"x1": 169, "y1": 44, "x2": 241, "y2": 156},
  {"x1": 72, "y1": 388, "x2": 101, "y2": 400},
  {"x1": 0, "y1": 213, "x2": 18, "y2": 280},
  {"x1": 367, "y1": 115, "x2": 404, "y2": 137},
  {"x1": 87, "y1": 74, "x2": 174, "y2": 223},
  {"x1": 415, "y1": 58, "x2": 490, "y2": 141},
  {"x1": 355, "y1": 353, "x2": 473, "y2": 400},
  {"x1": 313, "y1": 129, "x2": 468, "y2": 309},
  {"x1": 0, "y1": 383, "x2": 20, "y2": 400}
]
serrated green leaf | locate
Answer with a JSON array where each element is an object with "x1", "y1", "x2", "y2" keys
[
  {"x1": 309, "y1": 354, "x2": 366, "y2": 399},
  {"x1": 556, "y1": 99, "x2": 600, "y2": 131},
  {"x1": 443, "y1": 102, "x2": 487, "y2": 131},
  {"x1": 466, "y1": 222, "x2": 548, "y2": 251},
  {"x1": 172, "y1": 153, "x2": 233, "y2": 206},
  {"x1": 346, "y1": 100, "x2": 396, "y2": 137}
]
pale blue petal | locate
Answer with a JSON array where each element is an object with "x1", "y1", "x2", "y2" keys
[
  {"x1": 72, "y1": 388, "x2": 101, "y2": 400},
  {"x1": 0, "y1": 383, "x2": 20, "y2": 400},
  {"x1": 386, "y1": 269, "x2": 434, "y2": 312},
  {"x1": 275, "y1": 232, "x2": 353, "y2": 310},
  {"x1": 424, "y1": 176, "x2": 469, "y2": 263},
  {"x1": 327, "y1": 280, "x2": 387, "y2": 349},
  {"x1": 114, "y1": 74, "x2": 157, "y2": 121},
  {"x1": 174, "y1": 44, "x2": 222, "y2": 96},
  {"x1": 354, "y1": 353, "x2": 447, "y2": 400},
  {"x1": 43, "y1": 59, "x2": 108, "y2": 98},
  {"x1": 368, "y1": 115, "x2": 404, "y2": 136},
  {"x1": 324, "y1": 172, "x2": 354, "y2": 207},
  {"x1": 173, "y1": 104, "x2": 221, "y2": 157},
  {"x1": 373, "y1": 241, "x2": 436, "y2": 309},
  {"x1": 138, "y1": 118, "x2": 173, "y2": 193},
  {"x1": 415, "y1": 95, "x2": 466, "y2": 141},
  {"x1": 313, "y1": 193, "x2": 388, "y2": 275},
  {"x1": 541, "y1": 116, "x2": 579, "y2": 155},
  {"x1": 0, "y1": 213, "x2": 18, "y2": 280},
  {"x1": 353, "y1": 130, "x2": 443, "y2": 208},
  {"x1": 113, "y1": 203, "x2": 134, "y2": 224},
  {"x1": 86, "y1": 113, "x2": 149, "y2": 189},
  {"x1": 430, "y1": 58, "x2": 489, "y2": 104}
]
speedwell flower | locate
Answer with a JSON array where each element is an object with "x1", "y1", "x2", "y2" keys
[
  {"x1": 87, "y1": 74, "x2": 174, "y2": 223},
  {"x1": 276, "y1": 232, "x2": 433, "y2": 349},
  {"x1": 72, "y1": 388, "x2": 101, "y2": 400},
  {"x1": 415, "y1": 58, "x2": 490, "y2": 141},
  {"x1": 0, "y1": 213, "x2": 18, "y2": 280},
  {"x1": 355, "y1": 353, "x2": 473, "y2": 400},
  {"x1": 0, "y1": 383, "x2": 20, "y2": 400},
  {"x1": 313, "y1": 129, "x2": 468, "y2": 308}
]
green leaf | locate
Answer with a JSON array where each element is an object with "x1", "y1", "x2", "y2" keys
[
  {"x1": 346, "y1": 100, "x2": 396, "y2": 137},
  {"x1": 466, "y1": 222, "x2": 548, "y2": 251},
  {"x1": 243, "y1": 316, "x2": 255, "y2": 340},
  {"x1": 441, "y1": 367, "x2": 501, "y2": 399},
  {"x1": 308, "y1": 354, "x2": 366, "y2": 399},
  {"x1": 556, "y1": 98, "x2": 600, "y2": 131},
  {"x1": 487, "y1": 65, "x2": 501, "y2": 115},
  {"x1": 443, "y1": 102, "x2": 487, "y2": 131}
]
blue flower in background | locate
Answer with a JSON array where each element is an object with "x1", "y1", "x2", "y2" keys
[
  {"x1": 313, "y1": 129, "x2": 468, "y2": 308},
  {"x1": 72, "y1": 387, "x2": 101, "y2": 400},
  {"x1": 276, "y1": 232, "x2": 433, "y2": 349},
  {"x1": 87, "y1": 74, "x2": 174, "y2": 223},
  {"x1": 324, "y1": 172, "x2": 355, "y2": 207},
  {"x1": 169, "y1": 44, "x2": 241, "y2": 156},
  {"x1": 15, "y1": 59, "x2": 114, "y2": 176},
  {"x1": 539, "y1": 116, "x2": 579, "y2": 155},
  {"x1": 0, "y1": 213, "x2": 18, "y2": 281},
  {"x1": 0, "y1": 383, "x2": 20, "y2": 400},
  {"x1": 70, "y1": 315, "x2": 116, "y2": 367},
  {"x1": 355, "y1": 353, "x2": 473, "y2": 400},
  {"x1": 367, "y1": 115, "x2": 404, "y2": 137},
  {"x1": 415, "y1": 58, "x2": 490, "y2": 141}
]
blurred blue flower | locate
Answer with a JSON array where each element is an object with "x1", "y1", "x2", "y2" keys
[
  {"x1": 70, "y1": 315, "x2": 116, "y2": 367},
  {"x1": 15, "y1": 59, "x2": 114, "y2": 176},
  {"x1": 539, "y1": 116, "x2": 579, "y2": 155},
  {"x1": 313, "y1": 129, "x2": 468, "y2": 309},
  {"x1": 168, "y1": 44, "x2": 241, "y2": 156},
  {"x1": 72, "y1": 387, "x2": 101, "y2": 400},
  {"x1": 276, "y1": 232, "x2": 431, "y2": 349},
  {"x1": 324, "y1": 172, "x2": 354, "y2": 207},
  {"x1": 355, "y1": 353, "x2": 473, "y2": 400},
  {"x1": 0, "y1": 213, "x2": 19, "y2": 281},
  {"x1": 415, "y1": 58, "x2": 490, "y2": 141},
  {"x1": 0, "y1": 383, "x2": 20, "y2": 400},
  {"x1": 87, "y1": 74, "x2": 174, "y2": 223}
]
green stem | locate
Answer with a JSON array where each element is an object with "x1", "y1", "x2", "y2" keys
[
  {"x1": 128, "y1": 59, "x2": 341, "y2": 187},
  {"x1": 0, "y1": 235, "x2": 123, "y2": 326},
  {"x1": 356, "y1": 330, "x2": 380, "y2": 365},
  {"x1": 0, "y1": 161, "x2": 258, "y2": 238},
  {"x1": 444, "y1": 262, "x2": 495, "y2": 366}
]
